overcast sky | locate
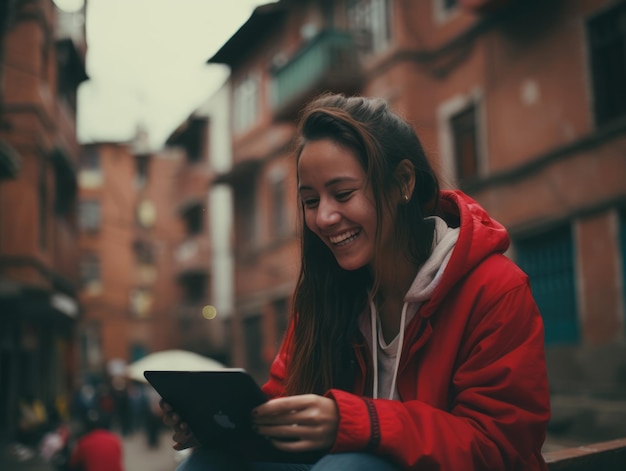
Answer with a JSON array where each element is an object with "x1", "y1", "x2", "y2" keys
[{"x1": 72, "y1": 0, "x2": 271, "y2": 149}]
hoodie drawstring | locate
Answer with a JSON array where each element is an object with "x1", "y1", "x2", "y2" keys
[{"x1": 370, "y1": 299, "x2": 409, "y2": 400}]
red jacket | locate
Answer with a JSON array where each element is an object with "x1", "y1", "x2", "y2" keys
[
  {"x1": 69, "y1": 429, "x2": 124, "y2": 471},
  {"x1": 263, "y1": 190, "x2": 550, "y2": 470}
]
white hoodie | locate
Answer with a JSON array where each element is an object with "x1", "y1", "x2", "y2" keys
[{"x1": 359, "y1": 216, "x2": 460, "y2": 399}]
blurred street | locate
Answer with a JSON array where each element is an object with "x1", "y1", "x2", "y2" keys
[
  {"x1": 0, "y1": 428, "x2": 595, "y2": 471},
  {"x1": 1, "y1": 429, "x2": 184, "y2": 471}
]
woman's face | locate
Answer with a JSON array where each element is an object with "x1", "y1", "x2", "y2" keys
[{"x1": 298, "y1": 138, "x2": 383, "y2": 271}]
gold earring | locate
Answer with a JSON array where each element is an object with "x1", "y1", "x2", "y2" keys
[{"x1": 404, "y1": 194, "x2": 409, "y2": 202}]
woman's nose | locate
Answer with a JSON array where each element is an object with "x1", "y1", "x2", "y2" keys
[{"x1": 316, "y1": 200, "x2": 341, "y2": 229}]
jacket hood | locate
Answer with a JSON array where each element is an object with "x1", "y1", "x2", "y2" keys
[
  {"x1": 403, "y1": 216, "x2": 458, "y2": 304},
  {"x1": 420, "y1": 190, "x2": 510, "y2": 317}
]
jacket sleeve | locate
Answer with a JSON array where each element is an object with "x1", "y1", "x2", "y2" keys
[{"x1": 326, "y1": 282, "x2": 550, "y2": 470}]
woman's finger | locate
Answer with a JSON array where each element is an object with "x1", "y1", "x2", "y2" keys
[
  {"x1": 172, "y1": 426, "x2": 194, "y2": 444},
  {"x1": 159, "y1": 399, "x2": 172, "y2": 412},
  {"x1": 162, "y1": 412, "x2": 181, "y2": 428},
  {"x1": 256, "y1": 423, "x2": 303, "y2": 440}
]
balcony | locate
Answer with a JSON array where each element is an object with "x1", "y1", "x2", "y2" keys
[
  {"x1": 271, "y1": 30, "x2": 363, "y2": 121},
  {"x1": 173, "y1": 236, "x2": 211, "y2": 278}
]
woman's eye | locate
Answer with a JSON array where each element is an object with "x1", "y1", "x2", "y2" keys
[
  {"x1": 335, "y1": 190, "x2": 354, "y2": 201},
  {"x1": 302, "y1": 197, "x2": 319, "y2": 208}
]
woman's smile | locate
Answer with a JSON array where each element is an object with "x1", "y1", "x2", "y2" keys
[{"x1": 329, "y1": 228, "x2": 361, "y2": 246}]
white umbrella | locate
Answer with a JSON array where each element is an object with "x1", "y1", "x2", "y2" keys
[{"x1": 126, "y1": 349, "x2": 225, "y2": 383}]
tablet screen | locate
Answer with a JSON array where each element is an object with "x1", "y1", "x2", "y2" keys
[{"x1": 144, "y1": 369, "x2": 268, "y2": 446}]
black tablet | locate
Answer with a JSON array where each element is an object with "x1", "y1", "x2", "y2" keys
[{"x1": 144, "y1": 368, "x2": 268, "y2": 446}]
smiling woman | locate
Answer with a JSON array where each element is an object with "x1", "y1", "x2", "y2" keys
[{"x1": 162, "y1": 93, "x2": 551, "y2": 471}]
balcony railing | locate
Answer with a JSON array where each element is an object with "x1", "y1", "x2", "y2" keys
[
  {"x1": 173, "y1": 235, "x2": 211, "y2": 279},
  {"x1": 271, "y1": 30, "x2": 363, "y2": 121}
]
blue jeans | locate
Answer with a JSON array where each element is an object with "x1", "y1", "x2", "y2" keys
[{"x1": 175, "y1": 447, "x2": 398, "y2": 471}]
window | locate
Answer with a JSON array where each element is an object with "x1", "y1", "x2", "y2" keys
[
  {"x1": 133, "y1": 239, "x2": 157, "y2": 286},
  {"x1": 348, "y1": 0, "x2": 391, "y2": 56},
  {"x1": 79, "y1": 147, "x2": 102, "y2": 188},
  {"x1": 81, "y1": 253, "x2": 101, "y2": 293},
  {"x1": 133, "y1": 239, "x2": 156, "y2": 284},
  {"x1": 133, "y1": 240, "x2": 154, "y2": 264},
  {"x1": 450, "y1": 104, "x2": 479, "y2": 182},
  {"x1": 53, "y1": 157, "x2": 77, "y2": 217},
  {"x1": 184, "y1": 119, "x2": 207, "y2": 164},
  {"x1": 79, "y1": 200, "x2": 101, "y2": 231},
  {"x1": 136, "y1": 199, "x2": 156, "y2": 229},
  {"x1": 130, "y1": 288, "x2": 153, "y2": 319},
  {"x1": 233, "y1": 72, "x2": 260, "y2": 134},
  {"x1": 135, "y1": 154, "x2": 150, "y2": 189},
  {"x1": 587, "y1": 2, "x2": 626, "y2": 126},
  {"x1": 180, "y1": 273, "x2": 207, "y2": 304},
  {"x1": 438, "y1": 92, "x2": 484, "y2": 186},
  {"x1": 182, "y1": 203, "x2": 204, "y2": 236},
  {"x1": 81, "y1": 147, "x2": 100, "y2": 171},
  {"x1": 515, "y1": 225, "x2": 579, "y2": 345}
]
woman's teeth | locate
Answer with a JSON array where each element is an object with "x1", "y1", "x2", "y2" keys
[{"x1": 330, "y1": 229, "x2": 359, "y2": 246}]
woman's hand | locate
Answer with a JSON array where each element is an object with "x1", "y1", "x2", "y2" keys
[
  {"x1": 160, "y1": 400, "x2": 200, "y2": 450},
  {"x1": 252, "y1": 394, "x2": 339, "y2": 452}
]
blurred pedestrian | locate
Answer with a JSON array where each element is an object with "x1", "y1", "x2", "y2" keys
[
  {"x1": 96, "y1": 383, "x2": 115, "y2": 429},
  {"x1": 68, "y1": 409, "x2": 124, "y2": 471},
  {"x1": 113, "y1": 377, "x2": 133, "y2": 436},
  {"x1": 70, "y1": 383, "x2": 96, "y2": 424},
  {"x1": 39, "y1": 401, "x2": 71, "y2": 470},
  {"x1": 128, "y1": 381, "x2": 147, "y2": 433},
  {"x1": 144, "y1": 386, "x2": 163, "y2": 448}
]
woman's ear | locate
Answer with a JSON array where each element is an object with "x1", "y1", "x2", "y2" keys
[{"x1": 395, "y1": 159, "x2": 416, "y2": 203}]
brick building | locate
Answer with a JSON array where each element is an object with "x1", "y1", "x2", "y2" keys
[
  {"x1": 207, "y1": 0, "x2": 626, "y2": 437},
  {"x1": 77, "y1": 134, "x2": 184, "y2": 381},
  {"x1": 75, "y1": 84, "x2": 235, "y2": 381},
  {"x1": 0, "y1": 0, "x2": 87, "y2": 441}
]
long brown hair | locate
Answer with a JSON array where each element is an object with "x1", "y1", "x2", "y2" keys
[{"x1": 284, "y1": 94, "x2": 440, "y2": 395}]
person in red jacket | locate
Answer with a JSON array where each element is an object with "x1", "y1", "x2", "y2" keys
[
  {"x1": 164, "y1": 93, "x2": 550, "y2": 470},
  {"x1": 68, "y1": 409, "x2": 124, "y2": 471}
]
